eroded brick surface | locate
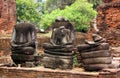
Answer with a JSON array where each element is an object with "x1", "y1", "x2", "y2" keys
[
  {"x1": 0, "y1": 67, "x2": 99, "y2": 78},
  {"x1": 0, "y1": 0, "x2": 16, "y2": 36},
  {"x1": 103, "y1": 0, "x2": 120, "y2": 3},
  {"x1": 0, "y1": 67, "x2": 119, "y2": 78},
  {"x1": 96, "y1": 1, "x2": 120, "y2": 47}
]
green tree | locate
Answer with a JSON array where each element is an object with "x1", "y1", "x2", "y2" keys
[
  {"x1": 16, "y1": 0, "x2": 42, "y2": 26},
  {"x1": 40, "y1": 0, "x2": 97, "y2": 32},
  {"x1": 45, "y1": 0, "x2": 75, "y2": 12}
]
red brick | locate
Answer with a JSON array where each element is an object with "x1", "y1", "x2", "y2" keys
[
  {"x1": 0, "y1": 0, "x2": 16, "y2": 36},
  {"x1": 96, "y1": 1, "x2": 120, "y2": 47}
]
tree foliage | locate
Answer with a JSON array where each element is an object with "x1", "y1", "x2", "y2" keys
[
  {"x1": 45, "y1": 0, "x2": 75, "y2": 12},
  {"x1": 88, "y1": 0, "x2": 103, "y2": 4},
  {"x1": 16, "y1": 0, "x2": 42, "y2": 26},
  {"x1": 40, "y1": 0, "x2": 97, "y2": 32}
]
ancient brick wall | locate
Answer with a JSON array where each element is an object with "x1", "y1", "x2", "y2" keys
[
  {"x1": 97, "y1": 0, "x2": 120, "y2": 46},
  {"x1": 103, "y1": 0, "x2": 120, "y2": 3},
  {"x1": 0, "y1": 67, "x2": 120, "y2": 78},
  {"x1": 0, "y1": 0, "x2": 16, "y2": 36},
  {"x1": 0, "y1": 67, "x2": 99, "y2": 78}
]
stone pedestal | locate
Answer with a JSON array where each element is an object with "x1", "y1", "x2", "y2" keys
[
  {"x1": 77, "y1": 43, "x2": 112, "y2": 71},
  {"x1": 43, "y1": 53, "x2": 73, "y2": 69},
  {"x1": 42, "y1": 17, "x2": 75, "y2": 69},
  {"x1": 42, "y1": 46, "x2": 74, "y2": 69}
]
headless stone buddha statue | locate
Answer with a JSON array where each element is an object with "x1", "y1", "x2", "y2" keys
[
  {"x1": 42, "y1": 17, "x2": 75, "y2": 69},
  {"x1": 10, "y1": 23, "x2": 38, "y2": 66},
  {"x1": 43, "y1": 17, "x2": 75, "y2": 52},
  {"x1": 77, "y1": 18, "x2": 112, "y2": 71}
]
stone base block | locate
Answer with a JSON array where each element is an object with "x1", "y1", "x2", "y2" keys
[
  {"x1": 83, "y1": 64, "x2": 112, "y2": 71},
  {"x1": 11, "y1": 54, "x2": 42, "y2": 67},
  {"x1": 81, "y1": 50, "x2": 111, "y2": 58},
  {"x1": 11, "y1": 54, "x2": 35, "y2": 65},
  {"x1": 42, "y1": 53, "x2": 73, "y2": 69},
  {"x1": 83, "y1": 57, "x2": 112, "y2": 64}
]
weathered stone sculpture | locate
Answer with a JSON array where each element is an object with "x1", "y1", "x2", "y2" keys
[
  {"x1": 10, "y1": 23, "x2": 39, "y2": 67},
  {"x1": 42, "y1": 17, "x2": 75, "y2": 69},
  {"x1": 77, "y1": 34, "x2": 112, "y2": 71},
  {"x1": 77, "y1": 19, "x2": 112, "y2": 71}
]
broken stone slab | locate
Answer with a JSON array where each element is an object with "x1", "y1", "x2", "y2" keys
[
  {"x1": 82, "y1": 57, "x2": 112, "y2": 64},
  {"x1": 80, "y1": 50, "x2": 111, "y2": 59},
  {"x1": 77, "y1": 43, "x2": 109, "y2": 52}
]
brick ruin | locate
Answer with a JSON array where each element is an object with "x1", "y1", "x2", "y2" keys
[
  {"x1": 0, "y1": 0, "x2": 16, "y2": 36},
  {"x1": 0, "y1": 1, "x2": 120, "y2": 78},
  {"x1": 97, "y1": 0, "x2": 120, "y2": 47},
  {"x1": 0, "y1": 0, "x2": 119, "y2": 45},
  {"x1": 0, "y1": 67, "x2": 120, "y2": 78}
]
